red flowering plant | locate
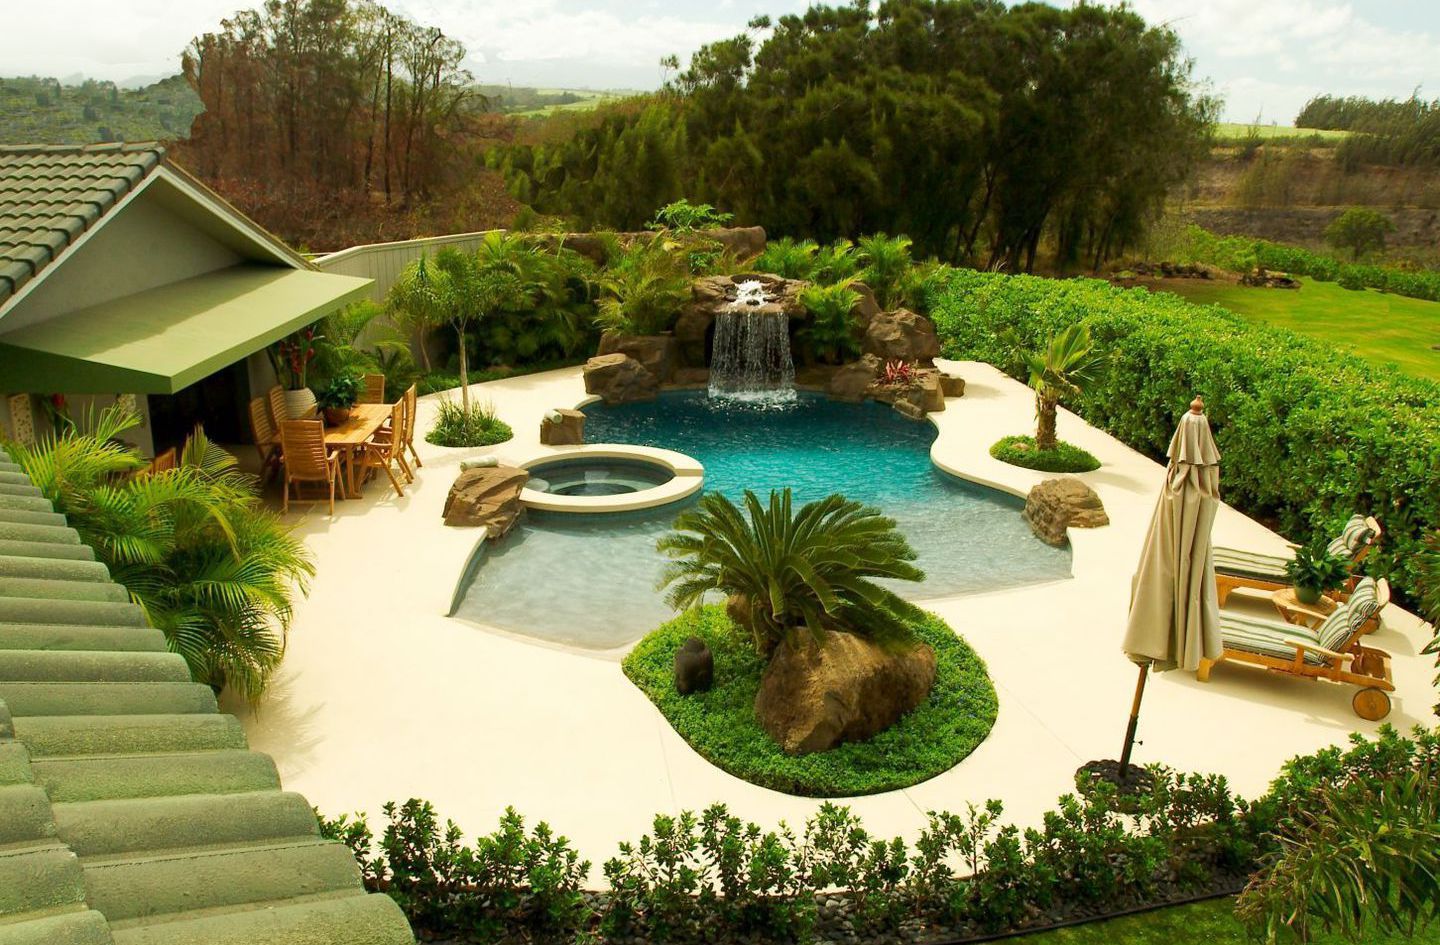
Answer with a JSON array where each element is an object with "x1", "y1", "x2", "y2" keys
[
  {"x1": 268, "y1": 327, "x2": 324, "y2": 390},
  {"x1": 880, "y1": 359, "x2": 916, "y2": 386}
]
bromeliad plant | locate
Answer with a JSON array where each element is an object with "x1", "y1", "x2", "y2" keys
[
  {"x1": 880, "y1": 359, "x2": 916, "y2": 387},
  {"x1": 656, "y1": 489, "x2": 925, "y2": 656}
]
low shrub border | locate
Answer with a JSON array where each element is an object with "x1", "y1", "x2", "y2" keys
[
  {"x1": 989, "y1": 435, "x2": 1100, "y2": 473},
  {"x1": 932, "y1": 269, "x2": 1440, "y2": 605},
  {"x1": 621, "y1": 606, "x2": 998, "y2": 797},
  {"x1": 425, "y1": 397, "x2": 514, "y2": 448},
  {"x1": 317, "y1": 728, "x2": 1440, "y2": 945}
]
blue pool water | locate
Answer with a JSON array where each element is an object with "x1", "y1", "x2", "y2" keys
[{"x1": 452, "y1": 392, "x2": 1071, "y2": 650}]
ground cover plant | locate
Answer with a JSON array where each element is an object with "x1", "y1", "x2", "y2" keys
[
  {"x1": 931, "y1": 269, "x2": 1440, "y2": 605},
  {"x1": 425, "y1": 397, "x2": 513, "y2": 448},
  {"x1": 990, "y1": 435, "x2": 1101, "y2": 474},
  {"x1": 621, "y1": 606, "x2": 997, "y2": 796}
]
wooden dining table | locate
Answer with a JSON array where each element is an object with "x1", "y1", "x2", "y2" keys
[{"x1": 316, "y1": 403, "x2": 392, "y2": 498}]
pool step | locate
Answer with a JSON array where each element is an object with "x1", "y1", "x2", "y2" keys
[
  {"x1": 52, "y1": 790, "x2": 318, "y2": 858},
  {"x1": 31, "y1": 750, "x2": 280, "y2": 804},
  {"x1": 14, "y1": 714, "x2": 246, "y2": 759}
]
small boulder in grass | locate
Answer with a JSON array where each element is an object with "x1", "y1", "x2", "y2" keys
[{"x1": 674, "y1": 636, "x2": 714, "y2": 695}]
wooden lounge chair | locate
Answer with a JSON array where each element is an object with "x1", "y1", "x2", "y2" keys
[
  {"x1": 357, "y1": 402, "x2": 407, "y2": 498},
  {"x1": 359, "y1": 373, "x2": 387, "y2": 404},
  {"x1": 248, "y1": 396, "x2": 281, "y2": 481},
  {"x1": 1214, "y1": 514, "x2": 1381, "y2": 606},
  {"x1": 1198, "y1": 577, "x2": 1394, "y2": 720},
  {"x1": 279, "y1": 420, "x2": 343, "y2": 515}
]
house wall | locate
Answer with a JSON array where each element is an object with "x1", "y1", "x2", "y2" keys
[{"x1": 0, "y1": 392, "x2": 155, "y2": 457}]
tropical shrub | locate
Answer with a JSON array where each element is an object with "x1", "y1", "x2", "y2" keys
[
  {"x1": 594, "y1": 237, "x2": 692, "y2": 336},
  {"x1": 1325, "y1": 207, "x2": 1395, "y2": 261},
  {"x1": 314, "y1": 370, "x2": 361, "y2": 412},
  {"x1": 1238, "y1": 726, "x2": 1440, "y2": 943},
  {"x1": 1418, "y1": 533, "x2": 1440, "y2": 716},
  {"x1": 932, "y1": 269, "x2": 1440, "y2": 604},
  {"x1": 1283, "y1": 543, "x2": 1351, "y2": 600},
  {"x1": 649, "y1": 198, "x2": 733, "y2": 232},
  {"x1": 7, "y1": 406, "x2": 312, "y2": 700},
  {"x1": 622, "y1": 607, "x2": 998, "y2": 796},
  {"x1": 465, "y1": 233, "x2": 597, "y2": 367},
  {"x1": 754, "y1": 236, "x2": 819, "y2": 280},
  {"x1": 857, "y1": 233, "x2": 914, "y2": 309},
  {"x1": 812, "y1": 238, "x2": 862, "y2": 285},
  {"x1": 425, "y1": 396, "x2": 513, "y2": 448},
  {"x1": 989, "y1": 435, "x2": 1101, "y2": 473},
  {"x1": 797, "y1": 280, "x2": 862, "y2": 363},
  {"x1": 657, "y1": 489, "x2": 925, "y2": 654}
]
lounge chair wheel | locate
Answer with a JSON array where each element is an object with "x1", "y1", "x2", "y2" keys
[{"x1": 1352, "y1": 687, "x2": 1390, "y2": 721}]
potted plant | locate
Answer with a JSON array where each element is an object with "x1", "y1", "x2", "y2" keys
[
  {"x1": 268, "y1": 327, "x2": 323, "y2": 419},
  {"x1": 316, "y1": 372, "x2": 361, "y2": 426},
  {"x1": 1285, "y1": 542, "x2": 1351, "y2": 605}
]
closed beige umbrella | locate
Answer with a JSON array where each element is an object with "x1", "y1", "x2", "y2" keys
[{"x1": 1086, "y1": 396, "x2": 1222, "y2": 788}]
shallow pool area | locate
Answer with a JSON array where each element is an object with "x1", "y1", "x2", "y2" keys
[{"x1": 452, "y1": 392, "x2": 1071, "y2": 650}]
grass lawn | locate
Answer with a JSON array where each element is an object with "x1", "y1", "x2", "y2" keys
[
  {"x1": 622, "y1": 606, "x2": 997, "y2": 797},
  {"x1": 1213, "y1": 122, "x2": 1350, "y2": 141},
  {"x1": 1011, "y1": 897, "x2": 1430, "y2": 944},
  {"x1": 1150, "y1": 276, "x2": 1440, "y2": 381}
]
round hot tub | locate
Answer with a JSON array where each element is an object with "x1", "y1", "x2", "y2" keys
[
  {"x1": 516, "y1": 445, "x2": 703, "y2": 513},
  {"x1": 528, "y1": 457, "x2": 674, "y2": 497}
]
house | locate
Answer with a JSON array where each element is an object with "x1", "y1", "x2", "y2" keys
[{"x1": 0, "y1": 142, "x2": 371, "y2": 453}]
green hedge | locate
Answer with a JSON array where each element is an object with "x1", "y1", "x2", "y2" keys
[
  {"x1": 1170, "y1": 226, "x2": 1440, "y2": 302},
  {"x1": 932, "y1": 270, "x2": 1440, "y2": 603}
]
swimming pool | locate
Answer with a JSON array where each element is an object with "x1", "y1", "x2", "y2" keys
[{"x1": 451, "y1": 392, "x2": 1071, "y2": 650}]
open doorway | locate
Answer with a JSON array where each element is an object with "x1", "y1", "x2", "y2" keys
[{"x1": 147, "y1": 361, "x2": 251, "y2": 454}]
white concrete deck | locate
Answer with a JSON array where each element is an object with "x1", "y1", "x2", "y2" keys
[{"x1": 228, "y1": 361, "x2": 1435, "y2": 869}]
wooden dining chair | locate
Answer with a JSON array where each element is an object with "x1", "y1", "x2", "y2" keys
[
  {"x1": 248, "y1": 396, "x2": 281, "y2": 480},
  {"x1": 149, "y1": 448, "x2": 177, "y2": 475},
  {"x1": 267, "y1": 384, "x2": 289, "y2": 431},
  {"x1": 358, "y1": 402, "x2": 407, "y2": 498},
  {"x1": 359, "y1": 373, "x2": 387, "y2": 404},
  {"x1": 402, "y1": 384, "x2": 423, "y2": 472},
  {"x1": 368, "y1": 396, "x2": 413, "y2": 483},
  {"x1": 278, "y1": 420, "x2": 343, "y2": 514}
]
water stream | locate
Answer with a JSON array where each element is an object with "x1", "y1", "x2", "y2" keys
[{"x1": 708, "y1": 280, "x2": 797, "y2": 405}]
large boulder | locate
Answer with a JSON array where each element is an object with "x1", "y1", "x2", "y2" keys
[
  {"x1": 849, "y1": 282, "x2": 882, "y2": 332},
  {"x1": 442, "y1": 465, "x2": 530, "y2": 534},
  {"x1": 755, "y1": 632, "x2": 937, "y2": 755},
  {"x1": 597, "y1": 332, "x2": 678, "y2": 383},
  {"x1": 540, "y1": 409, "x2": 585, "y2": 446},
  {"x1": 939, "y1": 372, "x2": 966, "y2": 398},
  {"x1": 827, "y1": 354, "x2": 882, "y2": 403},
  {"x1": 583, "y1": 353, "x2": 659, "y2": 405},
  {"x1": 674, "y1": 637, "x2": 715, "y2": 695},
  {"x1": 711, "y1": 226, "x2": 768, "y2": 261},
  {"x1": 862, "y1": 309, "x2": 941, "y2": 365},
  {"x1": 1022, "y1": 477, "x2": 1110, "y2": 546}
]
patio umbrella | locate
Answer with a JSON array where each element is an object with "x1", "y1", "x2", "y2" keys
[{"x1": 1112, "y1": 396, "x2": 1223, "y2": 783}]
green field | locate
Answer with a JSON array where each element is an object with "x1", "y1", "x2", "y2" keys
[
  {"x1": 1215, "y1": 121, "x2": 1350, "y2": 141},
  {"x1": 0, "y1": 75, "x2": 201, "y2": 145},
  {"x1": 1152, "y1": 276, "x2": 1440, "y2": 381},
  {"x1": 1013, "y1": 898, "x2": 1429, "y2": 944},
  {"x1": 510, "y1": 87, "x2": 640, "y2": 118}
]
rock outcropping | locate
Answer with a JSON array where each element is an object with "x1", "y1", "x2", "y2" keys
[
  {"x1": 754, "y1": 632, "x2": 936, "y2": 755},
  {"x1": 1022, "y1": 477, "x2": 1110, "y2": 546},
  {"x1": 540, "y1": 409, "x2": 585, "y2": 446},
  {"x1": 442, "y1": 465, "x2": 530, "y2": 535},
  {"x1": 862, "y1": 309, "x2": 941, "y2": 365},
  {"x1": 583, "y1": 353, "x2": 660, "y2": 405}
]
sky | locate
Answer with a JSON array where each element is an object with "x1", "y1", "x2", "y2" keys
[{"x1": 2, "y1": 0, "x2": 1437, "y2": 124}]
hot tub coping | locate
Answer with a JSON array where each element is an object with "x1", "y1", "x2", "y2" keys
[{"x1": 515, "y1": 444, "x2": 705, "y2": 513}]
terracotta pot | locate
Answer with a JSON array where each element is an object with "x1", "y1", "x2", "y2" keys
[
  {"x1": 323, "y1": 406, "x2": 352, "y2": 426},
  {"x1": 283, "y1": 387, "x2": 317, "y2": 419}
]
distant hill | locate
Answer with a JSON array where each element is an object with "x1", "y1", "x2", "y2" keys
[
  {"x1": 474, "y1": 84, "x2": 642, "y2": 117},
  {"x1": 0, "y1": 74, "x2": 202, "y2": 145}
]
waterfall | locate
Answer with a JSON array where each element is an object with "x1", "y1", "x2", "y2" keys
[{"x1": 708, "y1": 281, "x2": 797, "y2": 405}]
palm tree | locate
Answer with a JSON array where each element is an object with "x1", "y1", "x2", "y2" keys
[
  {"x1": 1018, "y1": 323, "x2": 1103, "y2": 452},
  {"x1": 8, "y1": 406, "x2": 313, "y2": 701},
  {"x1": 657, "y1": 489, "x2": 925, "y2": 656},
  {"x1": 387, "y1": 253, "x2": 450, "y2": 373},
  {"x1": 857, "y1": 233, "x2": 914, "y2": 309}
]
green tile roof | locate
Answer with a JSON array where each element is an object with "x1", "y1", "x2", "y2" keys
[{"x1": 0, "y1": 143, "x2": 164, "y2": 305}]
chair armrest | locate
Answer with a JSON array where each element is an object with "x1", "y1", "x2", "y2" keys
[{"x1": 1292, "y1": 640, "x2": 1345, "y2": 661}]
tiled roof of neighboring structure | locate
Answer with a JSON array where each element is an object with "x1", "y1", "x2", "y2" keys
[{"x1": 0, "y1": 142, "x2": 165, "y2": 304}]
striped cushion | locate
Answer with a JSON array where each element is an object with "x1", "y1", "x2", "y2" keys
[
  {"x1": 1213, "y1": 546, "x2": 1292, "y2": 580},
  {"x1": 1314, "y1": 605, "x2": 1356, "y2": 653},
  {"x1": 1220, "y1": 613, "x2": 1330, "y2": 666},
  {"x1": 1326, "y1": 514, "x2": 1375, "y2": 561},
  {"x1": 1343, "y1": 577, "x2": 1385, "y2": 631}
]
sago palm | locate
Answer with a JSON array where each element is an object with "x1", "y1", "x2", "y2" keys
[
  {"x1": 1018, "y1": 323, "x2": 1103, "y2": 452},
  {"x1": 657, "y1": 489, "x2": 925, "y2": 655}
]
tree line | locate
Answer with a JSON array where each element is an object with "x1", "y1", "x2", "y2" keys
[
  {"x1": 492, "y1": 0, "x2": 1216, "y2": 272},
  {"x1": 179, "y1": 0, "x2": 478, "y2": 206},
  {"x1": 1295, "y1": 93, "x2": 1440, "y2": 171}
]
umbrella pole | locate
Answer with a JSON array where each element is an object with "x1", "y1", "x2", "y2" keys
[{"x1": 1118, "y1": 661, "x2": 1149, "y2": 778}]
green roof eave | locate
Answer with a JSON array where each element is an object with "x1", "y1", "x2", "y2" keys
[{"x1": 0, "y1": 265, "x2": 372, "y2": 395}]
